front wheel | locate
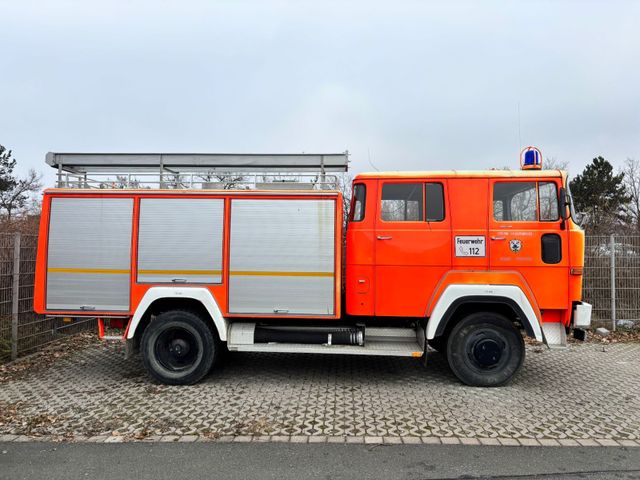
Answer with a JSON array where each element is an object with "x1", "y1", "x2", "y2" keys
[
  {"x1": 141, "y1": 310, "x2": 218, "y2": 385},
  {"x1": 446, "y1": 312, "x2": 524, "y2": 387},
  {"x1": 428, "y1": 337, "x2": 447, "y2": 355}
]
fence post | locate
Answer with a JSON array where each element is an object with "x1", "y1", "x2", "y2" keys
[
  {"x1": 610, "y1": 234, "x2": 616, "y2": 332},
  {"x1": 11, "y1": 232, "x2": 21, "y2": 360}
]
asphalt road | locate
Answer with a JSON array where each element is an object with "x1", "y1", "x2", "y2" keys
[{"x1": 1, "y1": 443, "x2": 639, "y2": 480}]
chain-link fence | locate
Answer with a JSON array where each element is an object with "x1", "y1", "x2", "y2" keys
[
  {"x1": 0, "y1": 233, "x2": 95, "y2": 362},
  {"x1": 583, "y1": 235, "x2": 640, "y2": 329},
  {"x1": 1, "y1": 232, "x2": 638, "y2": 362}
]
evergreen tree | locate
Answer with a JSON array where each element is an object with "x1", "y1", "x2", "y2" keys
[
  {"x1": 0, "y1": 145, "x2": 17, "y2": 192},
  {"x1": 570, "y1": 156, "x2": 630, "y2": 231}
]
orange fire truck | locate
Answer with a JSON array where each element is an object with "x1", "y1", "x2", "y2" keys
[{"x1": 34, "y1": 150, "x2": 591, "y2": 386}]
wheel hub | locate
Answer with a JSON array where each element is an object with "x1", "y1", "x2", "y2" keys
[
  {"x1": 472, "y1": 338, "x2": 502, "y2": 367},
  {"x1": 154, "y1": 327, "x2": 200, "y2": 372},
  {"x1": 169, "y1": 338, "x2": 190, "y2": 358}
]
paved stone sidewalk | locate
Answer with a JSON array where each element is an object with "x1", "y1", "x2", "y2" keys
[{"x1": 1, "y1": 342, "x2": 639, "y2": 445}]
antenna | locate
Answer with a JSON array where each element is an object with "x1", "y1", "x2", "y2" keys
[
  {"x1": 517, "y1": 102, "x2": 522, "y2": 156},
  {"x1": 367, "y1": 148, "x2": 380, "y2": 172}
]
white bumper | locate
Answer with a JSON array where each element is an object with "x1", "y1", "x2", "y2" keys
[{"x1": 573, "y1": 302, "x2": 592, "y2": 328}]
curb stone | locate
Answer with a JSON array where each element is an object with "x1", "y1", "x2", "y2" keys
[
  {"x1": 499, "y1": 438, "x2": 521, "y2": 446},
  {"x1": 327, "y1": 436, "x2": 345, "y2": 444},
  {"x1": 421, "y1": 437, "x2": 442, "y2": 445},
  {"x1": 308, "y1": 436, "x2": 326, "y2": 443},
  {"x1": 401, "y1": 437, "x2": 422, "y2": 445},
  {"x1": 518, "y1": 438, "x2": 541, "y2": 447},
  {"x1": 364, "y1": 436, "x2": 383, "y2": 445},
  {"x1": 0, "y1": 435, "x2": 638, "y2": 446}
]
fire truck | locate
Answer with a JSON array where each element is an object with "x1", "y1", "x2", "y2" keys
[{"x1": 34, "y1": 149, "x2": 592, "y2": 387}]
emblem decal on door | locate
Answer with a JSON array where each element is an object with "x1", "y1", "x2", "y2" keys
[{"x1": 509, "y1": 239, "x2": 522, "y2": 253}]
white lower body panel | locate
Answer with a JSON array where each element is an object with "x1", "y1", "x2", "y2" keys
[
  {"x1": 541, "y1": 322, "x2": 567, "y2": 349},
  {"x1": 229, "y1": 340, "x2": 423, "y2": 357},
  {"x1": 227, "y1": 325, "x2": 424, "y2": 357}
]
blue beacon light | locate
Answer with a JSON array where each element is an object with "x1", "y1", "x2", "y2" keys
[{"x1": 520, "y1": 146, "x2": 543, "y2": 170}]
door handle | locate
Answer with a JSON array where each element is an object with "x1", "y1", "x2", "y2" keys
[
  {"x1": 376, "y1": 236, "x2": 393, "y2": 240},
  {"x1": 491, "y1": 236, "x2": 506, "y2": 241}
]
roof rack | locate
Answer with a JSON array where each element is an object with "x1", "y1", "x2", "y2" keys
[{"x1": 47, "y1": 152, "x2": 349, "y2": 190}]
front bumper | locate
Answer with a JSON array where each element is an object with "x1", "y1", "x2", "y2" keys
[{"x1": 573, "y1": 302, "x2": 592, "y2": 328}]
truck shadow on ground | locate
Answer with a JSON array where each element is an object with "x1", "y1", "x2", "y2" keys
[
  {"x1": 111, "y1": 343, "x2": 591, "y2": 390},
  {"x1": 117, "y1": 345, "x2": 564, "y2": 388},
  {"x1": 207, "y1": 350, "x2": 461, "y2": 386}
]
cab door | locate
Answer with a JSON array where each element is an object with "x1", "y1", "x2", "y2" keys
[
  {"x1": 488, "y1": 179, "x2": 569, "y2": 310},
  {"x1": 374, "y1": 179, "x2": 451, "y2": 317}
]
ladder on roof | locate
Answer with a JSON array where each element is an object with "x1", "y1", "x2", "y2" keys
[{"x1": 46, "y1": 152, "x2": 349, "y2": 190}]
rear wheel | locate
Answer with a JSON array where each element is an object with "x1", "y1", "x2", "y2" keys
[
  {"x1": 446, "y1": 312, "x2": 524, "y2": 387},
  {"x1": 141, "y1": 310, "x2": 218, "y2": 385}
]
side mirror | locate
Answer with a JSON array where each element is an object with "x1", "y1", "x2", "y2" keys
[{"x1": 559, "y1": 187, "x2": 569, "y2": 221}]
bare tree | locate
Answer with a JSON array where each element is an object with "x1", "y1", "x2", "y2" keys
[
  {"x1": 622, "y1": 157, "x2": 640, "y2": 233},
  {"x1": 335, "y1": 173, "x2": 353, "y2": 226},
  {"x1": 100, "y1": 175, "x2": 142, "y2": 189},
  {"x1": 0, "y1": 169, "x2": 43, "y2": 220},
  {"x1": 544, "y1": 157, "x2": 569, "y2": 171},
  {"x1": 493, "y1": 157, "x2": 569, "y2": 171},
  {"x1": 162, "y1": 173, "x2": 186, "y2": 189},
  {"x1": 197, "y1": 171, "x2": 247, "y2": 189}
]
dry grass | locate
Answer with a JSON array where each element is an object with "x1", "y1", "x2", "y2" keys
[{"x1": 0, "y1": 332, "x2": 98, "y2": 383}]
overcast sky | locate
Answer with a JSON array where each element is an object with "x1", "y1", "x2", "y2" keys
[{"x1": 1, "y1": 0, "x2": 638, "y2": 186}]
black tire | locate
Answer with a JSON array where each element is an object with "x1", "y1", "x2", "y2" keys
[
  {"x1": 428, "y1": 336, "x2": 447, "y2": 354},
  {"x1": 141, "y1": 310, "x2": 218, "y2": 385},
  {"x1": 446, "y1": 312, "x2": 524, "y2": 387}
]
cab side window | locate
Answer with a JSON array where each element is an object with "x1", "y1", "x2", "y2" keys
[
  {"x1": 425, "y1": 183, "x2": 445, "y2": 221},
  {"x1": 539, "y1": 182, "x2": 559, "y2": 221},
  {"x1": 350, "y1": 184, "x2": 366, "y2": 222},
  {"x1": 493, "y1": 181, "x2": 559, "y2": 222},
  {"x1": 381, "y1": 183, "x2": 423, "y2": 221}
]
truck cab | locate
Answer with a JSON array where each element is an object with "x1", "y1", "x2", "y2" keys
[
  {"x1": 345, "y1": 170, "x2": 590, "y2": 380},
  {"x1": 346, "y1": 170, "x2": 585, "y2": 321}
]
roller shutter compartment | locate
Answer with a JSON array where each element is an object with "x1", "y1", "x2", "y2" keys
[
  {"x1": 137, "y1": 198, "x2": 224, "y2": 284},
  {"x1": 229, "y1": 199, "x2": 335, "y2": 315},
  {"x1": 46, "y1": 197, "x2": 133, "y2": 311}
]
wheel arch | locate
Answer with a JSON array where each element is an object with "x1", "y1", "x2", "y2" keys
[
  {"x1": 127, "y1": 287, "x2": 228, "y2": 342},
  {"x1": 426, "y1": 284, "x2": 543, "y2": 342}
]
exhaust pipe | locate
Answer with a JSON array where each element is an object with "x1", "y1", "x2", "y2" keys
[{"x1": 254, "y1": 326, "x2": 364, "y2": 346}]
